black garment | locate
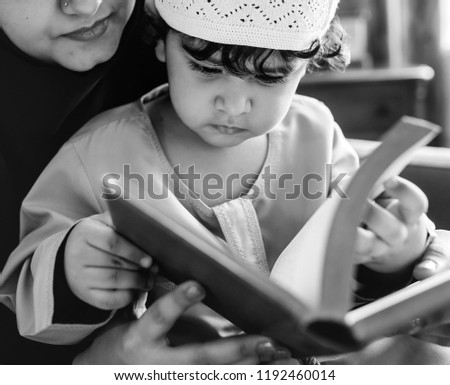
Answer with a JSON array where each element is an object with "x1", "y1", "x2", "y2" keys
[{"x1": 0, "y1": 0, "x2": 166, "y2": 363}]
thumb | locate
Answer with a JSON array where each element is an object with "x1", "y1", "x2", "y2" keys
[
  {"x1": 413, "y1": 230, "x2": 450, "y2": 280},
  {"x1": 136, "y1": 281, "x2": 205, "y2": 342}
]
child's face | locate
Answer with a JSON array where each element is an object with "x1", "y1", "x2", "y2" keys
[
  {"x1": 0, "y1": 0, "x2": 134, "y2": 71},
  {"x1": 156, "y1": 32, "x2": 307, "y2": 148}
]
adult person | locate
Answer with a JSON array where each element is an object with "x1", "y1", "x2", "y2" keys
[{"x1": 0, "y1": 0, "x2": 287, "y2": 365}]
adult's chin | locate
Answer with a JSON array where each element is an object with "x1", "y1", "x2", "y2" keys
[{"x1": 55, "y1": 39, "x2": 120, "y2": 72}]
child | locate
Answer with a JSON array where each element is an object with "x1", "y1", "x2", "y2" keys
[{"x1": 1, "y1": 0, "x2": 434, "y2": 349}]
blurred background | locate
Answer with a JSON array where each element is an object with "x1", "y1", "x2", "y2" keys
[{"x1": 299, "y1": 0, "x2": 450, "y2": 147}]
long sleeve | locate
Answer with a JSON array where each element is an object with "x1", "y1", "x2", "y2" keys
[{"x1": 0, "y1": 142, "x2": 114, "y2": 344}]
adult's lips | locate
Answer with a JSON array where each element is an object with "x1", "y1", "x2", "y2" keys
[{"x1": 63, "y1": 16, "x2": 111, "y2": 42}]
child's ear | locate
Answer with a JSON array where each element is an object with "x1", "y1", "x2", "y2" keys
[{"x1": 154, "y1": 39, "x2": 166, "y2": 63}]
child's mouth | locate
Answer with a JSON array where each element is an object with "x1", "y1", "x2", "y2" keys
[{"x1": 214, "y1": 125, "x2": 244, "y2": 135}]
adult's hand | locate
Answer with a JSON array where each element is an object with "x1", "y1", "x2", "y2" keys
[{"x1": 73, "y1": 281, "x2": 288, "y2": 364}]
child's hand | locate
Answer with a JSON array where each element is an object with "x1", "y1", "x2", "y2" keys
[
  {"x1": 64, "y1": 213, "x2": 154, "y2": 310},
  {"x1": 414, "y1": 229, "x2": 450, "y2": 280},
  {"x1": 355, "y1": 177, "x2": 430, "y2": 273}
]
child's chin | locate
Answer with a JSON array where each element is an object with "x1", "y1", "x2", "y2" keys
[{"x1": 202, "y1": 135, "x2": 246, "y2": 148}]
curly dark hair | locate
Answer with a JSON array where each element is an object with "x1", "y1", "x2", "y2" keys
[{"x1": 143, "y1": 12, "x2": 350, "y2": 76}]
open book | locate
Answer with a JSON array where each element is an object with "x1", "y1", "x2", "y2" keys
[{"x1": 106, "y1": 116, "x2": 450, "y2": 357}]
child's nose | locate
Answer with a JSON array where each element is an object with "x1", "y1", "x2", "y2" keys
[
  {"x1": 214, "y1": 90, "x2": 252, "y2": 117},
  {"x1": 61, "y1": 0, "x2": 103, "y2": 17}
]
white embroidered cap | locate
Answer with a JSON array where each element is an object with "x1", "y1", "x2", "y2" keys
[{"x1": 154, "y1": 0, "x2": 340, "y2": 51}]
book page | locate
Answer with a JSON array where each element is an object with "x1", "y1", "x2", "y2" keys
[{"x1": 270, "y1": 191, "x2": 343, "y2": 310}]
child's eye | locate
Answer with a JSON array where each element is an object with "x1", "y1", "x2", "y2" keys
[
  {"x1": 254, "y1": 75, "x2": 288, "y2": 86},
  {"x1": 188, "y1": 61, "x2": 223, "y2": 77}
]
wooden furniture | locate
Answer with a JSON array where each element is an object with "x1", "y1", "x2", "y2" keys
[{"x1": 298, "y1": 66, "x2": 435, "y2": 142}]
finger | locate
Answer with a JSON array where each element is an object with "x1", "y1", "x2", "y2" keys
[
  {"x1": 88, "y1": 289, "x2": 136, "y2": 310},
  {"x1": 86, "y1": 251, "x2": 152, "y2": 271},
  {"x1": 414, "y1": 230, "x2": 450, "y2": 280},
  {"x1": 137, "y1": 281, "x2": 205, "y2": 342},
  {"x1": 162, "y1": 337, "x2": 281, "y2": 365},
  {"x1": 85, "y1": 218, "x2": 152, "y2": 268},
  {"x1": 87, "y1": 267, "x2": 151, "y2": 291},
  {"x1": 383, "y1": 177, "x2": 429, "y2": 224},
  {"x1": 355, "y1": 227, "x2": 389, "y2": 262},
  {"x1": 363, "y1": 200, "x2": 408, "y2": 246}
]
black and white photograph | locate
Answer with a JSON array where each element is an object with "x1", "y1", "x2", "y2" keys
[{"x1": 1, "y1": 0, "x2": 450, "y2": 381}]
